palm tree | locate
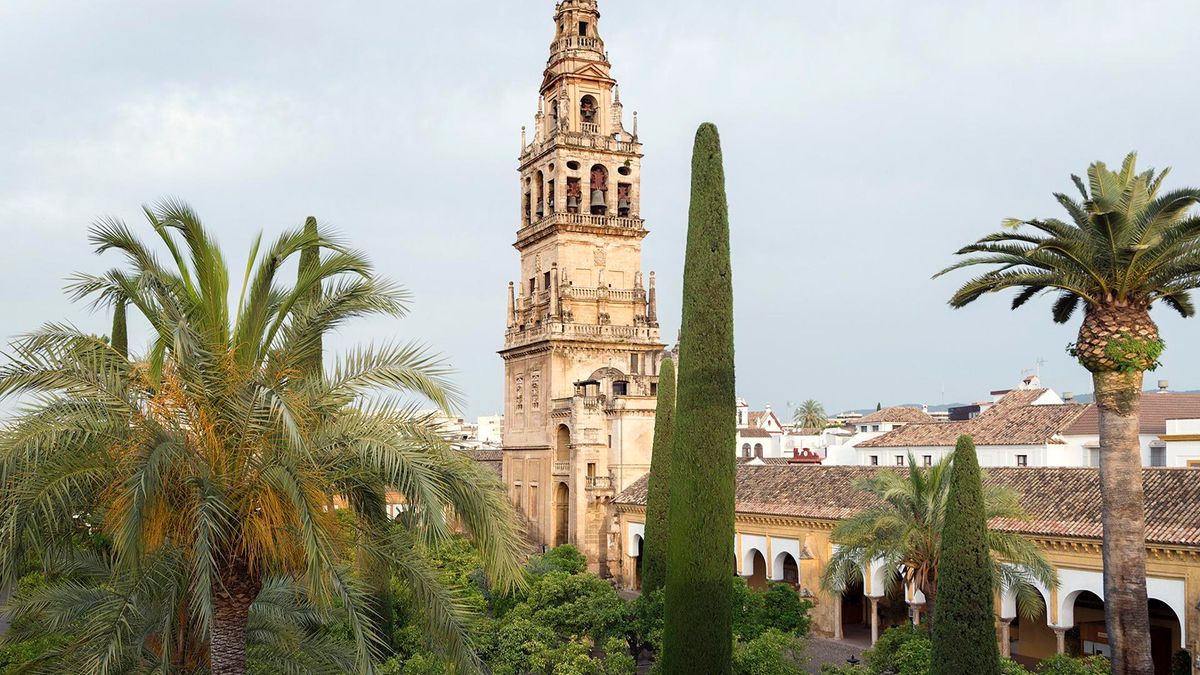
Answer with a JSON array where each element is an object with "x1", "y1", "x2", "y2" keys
[
  {"x1": 0, "y1": 201, "x2": 526, "y2": 674},
  {"x1": 820, "y1": 454, "x2": 1057, "y2": 619},
  {"x1": 792, "y1": 399, "x2": 827, "y2": 432},
  {"x1": 935, "y1": 153, "x2": 1200, "y2": 674}
]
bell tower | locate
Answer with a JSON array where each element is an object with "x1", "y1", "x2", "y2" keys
[{"x1": 501, "y1": 0, "x2": 664, "y2": 575}]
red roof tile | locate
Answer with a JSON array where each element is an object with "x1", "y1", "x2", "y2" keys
[
  {"x1": 616, "y1": 465, "x2": 1200, "y2": 547},
  {"x1": 1065, "y1": 393, "x2": 1200, "y2": 436}
]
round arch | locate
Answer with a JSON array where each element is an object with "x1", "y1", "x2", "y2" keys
[
  {"x1": 553, "y1": 482, "x2": 570, "y2": 547},
  {"x1": 555, "y1": 424, "x2": 571, "y2": 462},
  {"x1": 773, "y1": 551, "x2": 800, "y2": 585}
]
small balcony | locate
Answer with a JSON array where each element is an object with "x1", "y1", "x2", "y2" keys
[
  {"x1": 581, "y1": 122, "x2": 600, "y2": 134},
  {"x1": 586, "y1": 475, "x2": 613, "y2": 491},
  {"x1": 552, "y1": 461, "x2": 570, "y2": 476}
]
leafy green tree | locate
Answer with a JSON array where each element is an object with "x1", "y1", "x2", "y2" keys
[
  {"x1": 642, "y1": 357, "x2": 676, "y2": 594},
  {"x1": 663, "y1": 123, "x2": 737, "y2": 674},
  {"x1": 731, "y1": 578, "x2": 813, "y2": 641},
  {"x1": 820, "y1": 454, "x2": 1056, "y2": 617},
  {"x1": 731, "y1": 629, "x2": 806, "y2": 675},
  {"x1": 792, "y1": 399, "x2": 827, "y2": 431},
  {"x1": 0, "y1": 202, "x2": 525, "y2": 674},
  {"x1": 936, "y1": 153, "x2": 1200, "y2": 674},
  {"x1": 863, "y1": 624, "x2": 928, "y2": 674},
  {"x1": 1036, "y1": 654, "x2": 1113, "y2": 675},
  {"x1": 931, "y1": 436, "x2": 1000, "y2": 674}
]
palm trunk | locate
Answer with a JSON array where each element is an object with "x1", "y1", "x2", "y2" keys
[
  {"x1": 210, "y1": 572, "x2": 261, "y2": 675},
  {"x1": 1094, "y1": 370, "x2": 1154, "y2": 675}
]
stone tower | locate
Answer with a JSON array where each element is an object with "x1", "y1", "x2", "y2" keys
[{"x1": 501, "y1": 0, "x2": 665, "y2": 576}]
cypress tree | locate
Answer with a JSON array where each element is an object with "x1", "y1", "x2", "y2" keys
[
  {"x1": 931, "y1": 435, "x2": 1000, "y2": 675},
  {"x1": 662, "y1": 123, "x2": 736, "y2": 675},
  {"x1": 111, "y1": 299, "x2": 128, "y2": 359},
  {"x1": 641, "y1": 357, "x2": 676, "y2": 594}
]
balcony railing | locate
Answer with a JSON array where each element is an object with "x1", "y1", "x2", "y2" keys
[
  {"x1": 562, "y1": 286, "x2": 645, "y2": 303},
  {"x1": 521, "y1": 130, "x2": 639, "y2": 161},
  {"x1": 519, "y1": 211, "x2": 644, "y2": 240},
  {"x1": 586, "y1": 476, "x2": 613, "y2": 491},
  {"x1": 552, "y1": 461, "x2": 570, "y2": 475},
  {"x1": 553, "y1": 36, "x2": 604, "y2": 53},
  {"x1": 581, "y1": 122, "x2": 600, "y2": 134},
  {"x1": 505, "y1": 320, "x2": 659, "y2": 349}
]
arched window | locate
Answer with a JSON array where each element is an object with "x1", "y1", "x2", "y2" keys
[
  {"x1": 556, "y1": 425, "x2": 571, "y2": 462},
  {"x1": 754, "y1": 443, "x2": 764, "y2": 459},
  {"x1": 580, "y1": 95, "x2": 598, "y2": 124},
  {"x1": 741, "y1": 443, "x2": 751, "y2": 458},
  {"x1": 535, "y1": 170, "x2": 546, "y2": 218},
  {"x1": 589, "y1": 165, "x2": 608, "y2": 216}
]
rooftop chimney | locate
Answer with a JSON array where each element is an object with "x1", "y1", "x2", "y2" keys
[
  {"x1": 1062, "y1": 391, "x2": 1075, "y2": 403},
  {"x1": 1158, "y1": 379, "x2": 1170, "y2": 393}
]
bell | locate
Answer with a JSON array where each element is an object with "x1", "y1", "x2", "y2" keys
[
  {"x1": 590, "y1": 190, "x2": 606, "y2": 208},
  {"x1": 535, "y1": 204, "x2": 544, "y2": 218},
  {"x1": 618, "y1": 198, "x2": 630, "y2": 212},
  {"x1": 567, "y1": 195, "x2": 579, "y2": 210}
]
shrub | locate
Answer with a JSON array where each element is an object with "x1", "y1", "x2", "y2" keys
[
  {"x1": 732, "y1": 629, "x2": 806, "y2": 675},
  {"x1": 895, "y1": 636, "x2": 932, "y2": 675},
  {"x1": 864, "y1": 624, "x2": 928, "y2": 674},
  {"x1": 1173, "y1": 650, "x2": 1192, "y2": 675},
  {"x1": 1036, "y1": 654, "x2": 1112, "y2": 675}
]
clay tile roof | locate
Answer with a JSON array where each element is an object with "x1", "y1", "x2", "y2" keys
[
  {"x1": 854, "y1": 407, "x2": 936, "y2": 425},
  {"x1": 615, "y1": 465, "x2": 1200, "y2": 547},
  {"x1": 748, "y1": 411, "x2": 782, "y2": 428},
  {"x1": 740, "y1": 428, "x2": 774, "y2": 438},
  {"x1": 858, "y1": 390, "x2": 1088, "y2": 448},
  {"x1": 1065, "y1": 393, "x2": 1200, "y2": 436},
  {"x1": 469, "y1": 449, "x2": 503, "y2": 477}
]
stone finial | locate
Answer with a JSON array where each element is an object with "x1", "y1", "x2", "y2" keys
[
  {"x1": 647, "y1": 271, "x2": 658, "y2": 326},
  {"x1": 632, "y1": 111, "x2": 639, "y2": 138},
  {"x1": 507, "y1": 282, "x2": 517, "y2": 328},
  {"x1": 521, "y1": 126, "x2": 527, "y2": 149}
]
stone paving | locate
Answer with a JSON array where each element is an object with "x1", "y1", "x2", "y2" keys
[{"x1": 805, "y1": 636, "x2": 869, "y2": 673}]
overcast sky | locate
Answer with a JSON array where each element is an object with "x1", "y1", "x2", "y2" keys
[{"x1": 3, "y1": 1, "x2": 1199, "y2": 419}]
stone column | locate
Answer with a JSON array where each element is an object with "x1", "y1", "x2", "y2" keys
[
  {"x1": 833, "y1": 596, "x2": 843, "y2": 640},
  {"x1": 998, "y1": 618, "x2": 1013, "y2": 658},
  {"x1": 1052, "y1": 627, "x2": 1068, "y2": 655},
  {"x1": 910, "y1": 603, "x2": 924, "y2": 626},
  {"x1": 870, "y1": 597, "x2": 881, "y2": 645}
]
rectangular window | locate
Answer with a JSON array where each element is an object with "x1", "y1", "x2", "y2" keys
[
  {"x1": 529, "y1": 277, "x2": 536, "y2": 295},
  {"x1": 1017, "y1": 455, "x2": 1028, "y2": 467},
  {"x1": 612, "y1": 381, "x2": 627, "y2": 397},
  {"x1": 543, "y1": 271, "x2": 551, "y2": 290},
  {"x1": 896, "y1": 456, "x2": 905, "y2": 466},
  {"x1": 579, "y1": 21, "x2": 588, "y2": 36},
  {"x1": 923, "y1": 455, "x2": 932, "y2": 467},
  {"x1": 631, "y1": 353, "x2": 640, "y2": 374},
  {"x1": 869, "y1": 456, "x2": 879, "y2": 466},
  {"x1": 529, "y1": 484, "x2": 539, "y2": 519},
  {"x1": 1151, "y1": 447, "x2": 1166, "y2": 467},
  {"x1": 1088, "y1": 448, "x2": 1101, "y2": 467},
  {"x1": 650, "y1": 382, "x2": 658, "y2": 396},
  {"x1": 872, "y1": 425, "x2": 881, "y2": 432},
  {"x1": 587, "y1": 462, "x2": 596, "y2": 478}
]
